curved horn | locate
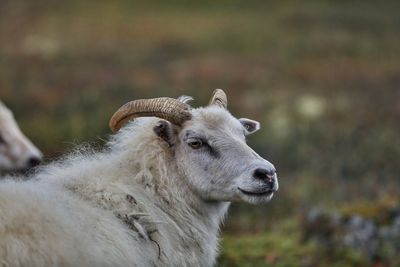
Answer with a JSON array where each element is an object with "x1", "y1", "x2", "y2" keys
[
  {"x1": 208, "y1": 89, "x2": 227, "y2": 109},
  {"x1": 109, "y1": 97, "x2": 191, "y2": 133}
]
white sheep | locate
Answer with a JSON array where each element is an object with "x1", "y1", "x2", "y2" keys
[
  {"x1": 0, "y1": 101, "x2": 42, "y2": 171},
  {"x1": 0, "y1": 89, "x2": 278, "y2": 267}
]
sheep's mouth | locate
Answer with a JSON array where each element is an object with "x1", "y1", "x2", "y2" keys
[{"x1": 238, "y1": 188, "x2": 275, "y2": 197}]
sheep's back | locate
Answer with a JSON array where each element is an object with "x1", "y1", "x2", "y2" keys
[{"x1": 0, "y1": 180, "x2": 156, "y2": 267}]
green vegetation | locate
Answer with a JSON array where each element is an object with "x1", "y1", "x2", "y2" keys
[
  {"x1": 1, "y1": 0, "x2": 399, "y2": 265},
  {"x1": 220, "y1": 220, "x2": 367, "y2": 267}
]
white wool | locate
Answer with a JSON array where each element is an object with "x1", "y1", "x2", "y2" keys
[{"x1": 0, "y1": 118, "x2": 227, "y2": 267}]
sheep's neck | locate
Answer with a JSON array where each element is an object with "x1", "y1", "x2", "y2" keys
[
  {"x1": 156, "y1": 159, "x2": 230, "y2": 261},
  {"x1": 161, "y1": 179, "x2": 230, "y2": 262}
]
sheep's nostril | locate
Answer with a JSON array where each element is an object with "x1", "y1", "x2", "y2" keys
[
  {"x1": 253, "y1": 168, "x2": 276, "y2": 182},
  {"x1": 27, "y1": 157, "x2": 41, "y2": 168}
]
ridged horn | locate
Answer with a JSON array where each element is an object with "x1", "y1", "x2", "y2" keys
[
  {"x1": 109, "y1": 97, "x2": 192, "y2": 133},
  {"x1": 208, "y1": 89, "x2": 227, "y2": 109}
]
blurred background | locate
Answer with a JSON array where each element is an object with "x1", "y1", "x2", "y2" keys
[{"x1": 1, "y1": 0, "x2": 399, "y2": 266}]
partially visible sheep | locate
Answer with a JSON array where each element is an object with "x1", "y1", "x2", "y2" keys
[
  {"x1": 0, "y1": 90, "x2": 278, "y2": 266},
  {"x1": 0, "y1": 101, "x2": 42, "y2": 171}
]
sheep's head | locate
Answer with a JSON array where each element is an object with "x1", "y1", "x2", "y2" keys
[
  {"x1": 110, "y1": 89, "x2": 278, "y2": 204},
  {"x1": 0, "y1": 101, "x2": 42, "y2": 171}
]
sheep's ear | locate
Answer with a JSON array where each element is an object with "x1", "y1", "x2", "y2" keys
[
  {"x1": 153, "y1": 120, "x2": 177, "y2": 147},
  {"x1": 239, "y1": 118, "x2": 260, "y2": 135}
]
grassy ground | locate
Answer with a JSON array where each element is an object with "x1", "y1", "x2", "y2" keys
[
  {"x1": 219, "y1": 219, "x2": 368, "y2": 267},
  {"x1": 1, "y1": 1, "x2": 399, "y2": 265}
]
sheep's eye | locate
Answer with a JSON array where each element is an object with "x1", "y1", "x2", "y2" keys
[
  {"x1": 0, "y1": 134, "x2": 5, "y2": 145},
  {"x1": 188, "y1": 140, "x2": 203, "y2": 149}
]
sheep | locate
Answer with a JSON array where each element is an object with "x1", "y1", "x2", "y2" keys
[
  {"x1": 0, "y1": 101, "x2": 42, "y2": 172},
  {"x1": 0, "y1": 89, "x2": 278, "y2": 267}
]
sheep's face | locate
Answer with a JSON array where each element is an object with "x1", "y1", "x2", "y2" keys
[
  {"x1": 173, "y1": 106, "x2": 278, "y2": 205},
  {"x1": 0, "y1": 102, "x2": 42, "y2": 171}
]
